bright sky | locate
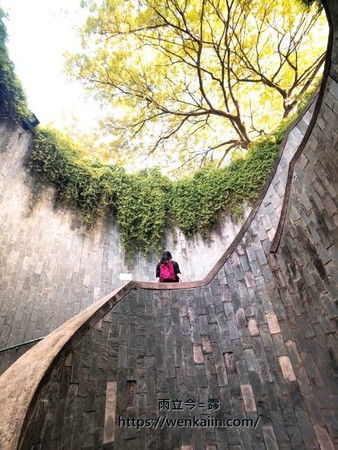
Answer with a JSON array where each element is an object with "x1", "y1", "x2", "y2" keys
[{"x1": 1, "y1": 0, "x2": 100, "y2": 132}]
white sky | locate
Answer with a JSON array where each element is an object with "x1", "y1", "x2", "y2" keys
[{"x1": 1, "y1": 0, "x2": 100, "y2": 131}]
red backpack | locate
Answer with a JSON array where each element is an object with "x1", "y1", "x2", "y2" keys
[{"x1": 160, "y1": 260, "x2": 176, "y2": 282}]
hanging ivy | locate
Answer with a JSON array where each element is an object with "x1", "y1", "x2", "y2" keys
[
  {"x1": 116, "y1": 168, "x2": 170, "y2": 255},
  {"x1": 28, "y1": 113, "x2": 296, "y2": 254},
  {"x1": 28, "y1": 128, "x2": 125, "y2": 223}
]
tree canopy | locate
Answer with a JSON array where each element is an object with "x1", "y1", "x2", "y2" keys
[{"x1": 67, "y1": 0, "x2": 327, "y2": 171}]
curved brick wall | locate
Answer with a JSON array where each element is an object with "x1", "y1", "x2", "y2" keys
[
  {"x1": 0, "y1": 89, "x2": 317, "y2": 375},
  {"x1": 0, "y1": 0, "x2": 337, "y2": 449}
]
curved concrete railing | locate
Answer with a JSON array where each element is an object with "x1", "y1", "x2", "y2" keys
[
  {"x1": 0, "y1": 282, "x2": 138, "y2": 450},
  {"x1": 0, "y1": 1, "x2": 336, "y2": 448}
]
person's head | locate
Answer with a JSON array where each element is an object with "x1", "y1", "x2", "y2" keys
[
  {"x1": 160, "y1": 255, "x2": 169, "y2": 265},
  {"x1": 162, "y1": 250, "x2": 172, "y2": 260}
]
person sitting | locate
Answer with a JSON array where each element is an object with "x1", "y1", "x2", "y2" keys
[{"x1": 156, "y1": 251, "x2": 181, "y2": 282}]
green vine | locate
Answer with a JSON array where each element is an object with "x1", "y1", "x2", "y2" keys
[
  {"x1": 169, "y1": 123, "x2": 287, "y2": 237},
  {"x1": 28, "y1": 113, "x2": 297, "y2": 255},
  {"x1": 28, "y1": 128, "x2": 125, "y2": 224},
  {"x1": 28, "y1": 128, "x2": 170, "y2": 255},
  {"x1": 0, "y1": 9, "x2": 30, "y2": 123},
  {"x1": 116, "y1": 168, "x2": 170, "y2": 255}
]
